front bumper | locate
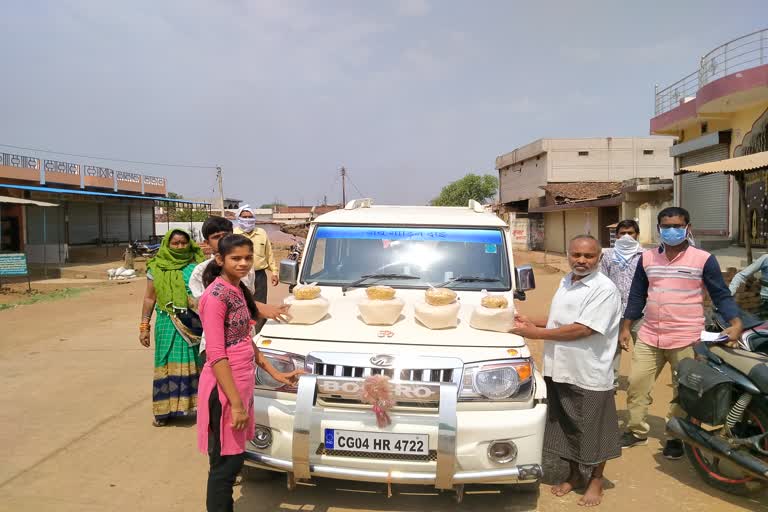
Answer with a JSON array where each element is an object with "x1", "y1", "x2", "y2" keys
[{"x1": 245, "y1": 375, "x2": 546, "y2": 489}]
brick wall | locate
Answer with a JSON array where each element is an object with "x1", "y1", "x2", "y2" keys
[{"x1": 703, "y1": 268, "x2": 763, "y2": 314}]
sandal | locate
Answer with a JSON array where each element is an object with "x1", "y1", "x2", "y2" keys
[{"x1": 152, "y1": 419, "x2": 167, "y2": 427}]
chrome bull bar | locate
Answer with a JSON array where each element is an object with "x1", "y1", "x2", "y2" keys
[{"x1": 247, "y1": 374, "x2": 543, "y2": 490}]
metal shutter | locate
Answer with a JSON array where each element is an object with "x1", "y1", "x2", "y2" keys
[
  {"x1": 68, "y1": 202, "x2": 100, "y2": 244},
  {"x1": 139, "y1": 204, "x2": 154, "y2": 239},
  {"x1": 26, "y1": 206, "x2": 65, "y2": 244},
  {"x1": 102, "y1": 203, "x2": 130, "y2": 242},
  {"x1": 680, "y1": 145, "x2": 730, "y2": 234}
]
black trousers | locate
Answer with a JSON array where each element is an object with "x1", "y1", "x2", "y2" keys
[
  {"x1": 253, "y1": 269, "x2": 268, "y2": 333},
  {"x1": 253, "y1": 269, "x2": 268, "y2": 303},
  {"x1": 206, "y1": 391, "x2": 245, "y2": 512}
]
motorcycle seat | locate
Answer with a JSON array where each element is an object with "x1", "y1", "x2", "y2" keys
[{"x1": 710, "y1": 346, "x2": 768, "y2": 393}]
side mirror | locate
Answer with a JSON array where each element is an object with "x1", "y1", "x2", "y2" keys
[
  {"x1": 279, "y1": 259, "x2": 298, "y2": 286},
  {"x1": 514, "y1": 265, "x2": 536, "y2": 301}
]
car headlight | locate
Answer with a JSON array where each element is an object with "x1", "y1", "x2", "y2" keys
[
  {"x1": 460, "y1": 359, "x2": 533, "y2": 401},
  {"x1": 255, "y1": 349, "x2": 305, "y2": 392}
]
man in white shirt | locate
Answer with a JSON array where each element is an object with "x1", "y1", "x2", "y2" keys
[
  {"x1": 512, "y1": 235, "x2": 621, "y2": 507},
  {"x1": 190, "y1": 217, "x2": 290, "y2": 360}
]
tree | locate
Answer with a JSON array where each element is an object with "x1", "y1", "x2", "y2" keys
[
  {"x1": 260, "y1": 202, "x2": 286, "y2": 209},
  {"x1": 430, "y1": 173, "x2": 498, "y2": 207},
  {"x1": 164, "y1": 192, "x2": 209, "y2": 222},
  {"x1": 173, "y1": 208, "x2": 210, "y2": 222}
]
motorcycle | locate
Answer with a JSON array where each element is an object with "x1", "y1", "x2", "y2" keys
[
  {"x1": 128, "y1": 237, "x2": 161, "y2": 259},
  {"x1": 667, "y1": 310, "x2": 768, "y2": 496}
]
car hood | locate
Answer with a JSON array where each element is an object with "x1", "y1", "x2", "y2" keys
[{"x1": 260, "y1": 287, "x2": 526, "y2": 350}]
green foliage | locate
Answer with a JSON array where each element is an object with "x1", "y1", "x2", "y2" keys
[
  {"x1": 172, "y1": 208, "x2": 210, "y2": 222},
  {"x1": 260, "y1": 202, "x2": 286, "y2": 209},
  {"x1": 162, "y1": 192, "x2": 208, "y2": 222},
  {"x1": 430, "y1": 173, "x2": 498, "y2": 207}
]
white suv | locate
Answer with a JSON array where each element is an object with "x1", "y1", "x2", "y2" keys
[{"x1": 246, "y1": 199, "x2": 545, "y2": 499}]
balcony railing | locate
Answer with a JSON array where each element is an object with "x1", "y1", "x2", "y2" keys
[{"x1": 655, "y1": 28, "x2": 768, "y2": 116}]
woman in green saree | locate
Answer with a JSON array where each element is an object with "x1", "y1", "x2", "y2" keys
[{"x1": 139, "y1": 229, "x2": 206, "y2": 426}]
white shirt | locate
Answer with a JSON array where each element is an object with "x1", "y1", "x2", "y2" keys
[
  {"x1": 543, "y1": 271, "x2": 621, "y2": 391},
  {"x1": 189, "y1": 257, "x2": 257, "y2": 352}
]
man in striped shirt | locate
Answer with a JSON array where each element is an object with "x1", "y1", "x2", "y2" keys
[{"x1": 620, "y1": 207, "x2": 742, "y2": 460}]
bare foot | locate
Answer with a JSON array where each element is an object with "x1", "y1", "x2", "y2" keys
[
  {"x1": 578, "y1": 477, "x2": 604, "y2": 507},
  {"x1": 551, "y1": 476, "x2": 581, "y2": 497}
]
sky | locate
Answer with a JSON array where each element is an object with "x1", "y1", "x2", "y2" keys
[{"x1": 2, "y1": 1, "x2": 767, "y2": 207}]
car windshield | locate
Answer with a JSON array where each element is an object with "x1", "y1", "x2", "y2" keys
[{"x1": 301, "y1": 225, "x2": 511, "y2": 290}]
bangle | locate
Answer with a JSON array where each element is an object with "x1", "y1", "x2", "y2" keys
[
  {"x1": 142, "y1": 315, "x2": 152, "y2": 321},
  {"x1": 140, "y1": 322, "x2": 151, "y2": 332}
]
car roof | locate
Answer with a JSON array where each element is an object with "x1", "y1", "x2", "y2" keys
[{"x1": 312, "y1": 204, "x2": 507, "y2": 228}]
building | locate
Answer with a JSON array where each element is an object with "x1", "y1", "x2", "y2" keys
[
  {"x1": 0, "y1": 150, "x2": 208, "y2": 265},
  {"x1": 651, "y1": 28, "x2": 768, "y2": 250},
  {"x1": 495, "y1": 137, "x2": 675, "y2": 252},
  {"x1": 272, "y1": 204, "x2": 342, "y2": 223}
]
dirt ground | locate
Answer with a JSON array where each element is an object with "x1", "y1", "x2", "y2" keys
[{"x1": 0, "y1": 257, "x2": 765, "y2": 512}]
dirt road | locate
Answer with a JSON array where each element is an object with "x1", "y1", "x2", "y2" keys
[{"x1": 0, "y1": 265, "x2": 765, "y2": 511}]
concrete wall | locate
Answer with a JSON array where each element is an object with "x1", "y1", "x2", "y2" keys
[
  {"x1": 498, "y1": 138, "x2": 675, "y2": 207},
  {"x1": 621, "y1": 189, "x2": 674, "y2": 245},
  {"x1": 509, "y1": 217, "x2": 530, "y2": 250},
  {"x1": 543, "y1": 208, "x2": 601, "y2": 254},
  {"x1": 547, "y1": 138, "x2": 675, "y2": 182},
  {"x1": 544, "y1": 212, "x2": 565, "y2": 253},
  {"x1": 565, "y1": 207, "x2": 599, "y2": 242},
  {"x1": 499, "y1": 154, "x2": 548, "y2": 203}
]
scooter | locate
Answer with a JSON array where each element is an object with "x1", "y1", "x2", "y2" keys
[{"x1": 667, "y1": 315, "x2": 768, "y2": 496}]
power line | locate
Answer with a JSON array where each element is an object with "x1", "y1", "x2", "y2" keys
[
  {"x1": 0, "y1": 143, "x2": 217, "y2": 169},
  {"x1": 345, "y1": 170, "x2": 366, "y2": 198}
]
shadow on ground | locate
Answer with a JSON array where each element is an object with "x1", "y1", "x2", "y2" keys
[{"x1": 235, "y1": 468, "x2": 542, "y2": 512}]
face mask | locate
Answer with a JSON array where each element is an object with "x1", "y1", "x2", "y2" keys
[
  {"x1": 659, "y1": 227, "x2": 688, "y2": 246},
  {"x1": 238, "y1": 218, "x2": 257, "y2": 233},
  {"x1": 613, "y1": 234, "x2": 640, "y2": 264}
]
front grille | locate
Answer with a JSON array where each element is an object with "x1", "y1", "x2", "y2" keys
[
  {"x1": 316, "y1": 443, "x2": 437, "y2": 462},
  {"x1": 313, "y1": 363, "x2": 454, "y2": 383}
]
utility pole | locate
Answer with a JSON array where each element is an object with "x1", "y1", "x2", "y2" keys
[
  {"x1": 340, "y1": 166, "x2": 347, "y2": 205},
  {"x1": 216, "y1": 166, "x2": 225, "y2": 215}
]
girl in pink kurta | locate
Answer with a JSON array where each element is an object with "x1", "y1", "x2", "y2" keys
[{"x1": 197, "y1": 234, "x2": 300, "y2": 512}]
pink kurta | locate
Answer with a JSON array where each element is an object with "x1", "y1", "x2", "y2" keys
[{"x1": 197, "y1": 277, "x2": 255, "y2": 456}]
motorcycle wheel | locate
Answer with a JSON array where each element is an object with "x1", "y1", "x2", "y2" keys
[{"x1": 685, "y1": 405, "x2": 768, "y2": 496}]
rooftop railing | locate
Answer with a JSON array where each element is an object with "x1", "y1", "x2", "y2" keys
[{"x1": 655, "y1": 28, "x2": 768, "y2": 116}]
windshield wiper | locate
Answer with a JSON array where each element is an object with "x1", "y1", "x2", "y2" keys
[
  {"x1": 435, "y1": 275, "x2": 502, "y2": 288},
  {"x1": 342, "y1": 273, "x2": 421, "y2": 293}
]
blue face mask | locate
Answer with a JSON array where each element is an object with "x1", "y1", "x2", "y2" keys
[{"x1": 659, "y1": 227, "x2": 688, "y2": 246}]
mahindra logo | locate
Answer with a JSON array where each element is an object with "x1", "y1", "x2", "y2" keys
[{"x1": 370, "y1": 354, "x2": 395, "y2": 367}]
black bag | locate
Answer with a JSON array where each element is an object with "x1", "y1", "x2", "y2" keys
[{"x1": 676, "y1": 358, "x2": 733, "y2": 426}]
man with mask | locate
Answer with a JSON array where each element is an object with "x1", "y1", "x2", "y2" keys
[
  {"x1": 620, "y1": 207, "x2": 742, "y2": 459},
  {"x1": 233, "y1": 205, "x2": 279, "y2": 303},
  {"x1": 599, "y1": 220, "x2": 644, "y2": 388},
  {"x1": 512, "y1": 235, "x2": 621, "y2": 507}
]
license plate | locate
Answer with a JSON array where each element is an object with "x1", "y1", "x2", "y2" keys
[{"x1": 324, "y1": 429, "x2": 429, "y2": 456}]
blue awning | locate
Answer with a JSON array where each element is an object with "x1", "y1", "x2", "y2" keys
[{"x1": 0, "y1": 183, "x2": 209, "y2": 206}]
